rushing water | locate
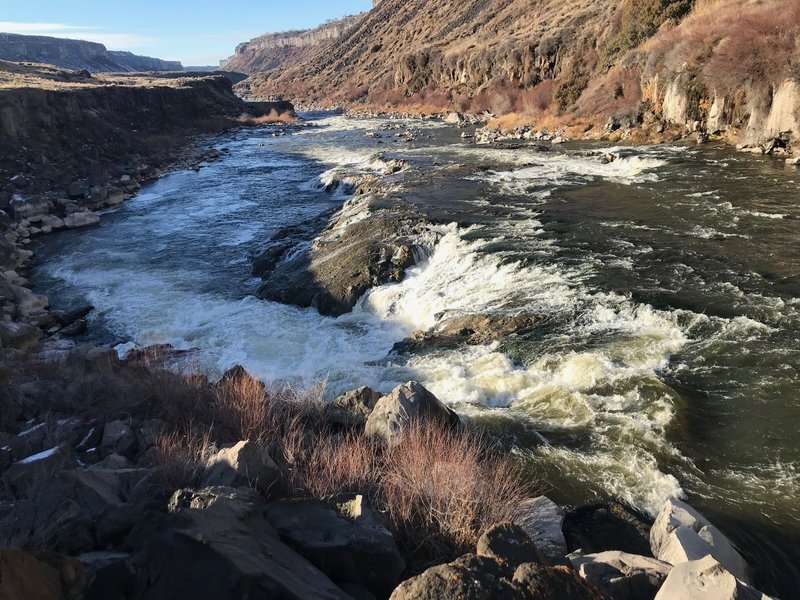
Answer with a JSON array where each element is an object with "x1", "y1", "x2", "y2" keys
[{"x1": 32, "y1": 113, "x2": 799, "y2": 595}]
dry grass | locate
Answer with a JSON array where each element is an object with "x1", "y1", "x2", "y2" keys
[
  {"x1": 641, "y1": 0, "x2": 800, "y2": 99},
  {"x1": 382, "y1": 424, "x2": 528, "y2": 566},
  {"x1": 2, "y1": 350, "x2": 531, "y2": 572},
  {"x1": 239, "y1": 109, "x2": 298, "y2": 125}
]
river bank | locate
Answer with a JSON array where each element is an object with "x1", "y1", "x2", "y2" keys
[{"x1": 3, "y1": 110, "x2": 796, "y2": 598}]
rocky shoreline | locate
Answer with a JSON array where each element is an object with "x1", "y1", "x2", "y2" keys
[
  {"x1": 0, "y1": 93, "x2": 784, "y2": 598},
  {"x1": 0, "y1": 352, "x2": 778, "y2": 599}
]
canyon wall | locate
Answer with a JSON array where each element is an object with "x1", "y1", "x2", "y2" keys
[
  {"x1": 0, "y1": 33, "x2": 183, "y2": 72},
  {"x1": 235, "y1": 0, "x2": 799, "y2": 148},
  {"x1": 221, "y1": 14, "x2": 363, "y2": 73}
]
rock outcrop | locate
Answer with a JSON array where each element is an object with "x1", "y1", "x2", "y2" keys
[
  {"x1": 0, "y1": 33, "x2": 182, "y2": 72},
  {"x1": 364, "y1": 381, "x2": 461, "y2": 442},
  {"x1": 650, "y1": 498, "x2": 752, "y2": 584},
  {"x1": 654, "y1": 555, "x2": 774, "y2": 600},
  {"x1": 255, "y1": 194, "x2": 436, "y2": 317},
  {"x1": 235, "y1": 0, "x2": 799, "y2": 151},
  {"x1": 223, "y1": 15, "x2": 363, "y2": 74}
]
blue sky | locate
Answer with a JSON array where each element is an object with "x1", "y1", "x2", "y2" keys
[{"x1": 0, "y1": 1, "x2": 372, "y2": 66}]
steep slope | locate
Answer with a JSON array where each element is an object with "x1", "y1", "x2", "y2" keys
[
  {"x1": 240, "y1": 0, "x2": 619, "y2": 107},
  {"x1": 0, "y1": 33, "x2": 182, "y2": 72},
  {"x1": 238, "y1": 0, "x2": 800, "y2": 149},
  {"x1": 222, "y1": 15, "x2": 363, "y2": 73}
]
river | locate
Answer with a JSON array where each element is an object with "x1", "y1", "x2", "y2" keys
[{"x1": 31, "y1": 112, "x2": 800, "y2": 595}]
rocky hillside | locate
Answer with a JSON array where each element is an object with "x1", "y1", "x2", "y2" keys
[
  {"x1": 0, "y1": 61, "x2": 294, "y2": 280},
  {"x1": 221, "y1": 14, "x2": 363, "y2": 73},
  {"x1": 239, "y1": 0, "x2": 800, "y2": 149},
  {"x1": 0, "y1": 33, "x2": 182, "y2": 72}
]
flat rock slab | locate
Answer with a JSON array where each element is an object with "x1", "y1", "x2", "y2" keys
[
  {"x1": 515, "y1": 496, "x2": 568, "y2": 561},
  {"x1": 570, "y1": 550, "x2": 672, "y2": 600},
  {"x1": 655, "y1": 555, "x2": 774, "y2": 600}
]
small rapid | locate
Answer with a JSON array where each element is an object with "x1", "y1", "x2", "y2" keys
[{"x1": 31, "y1": 113, "x2": 800, "y2": 595}]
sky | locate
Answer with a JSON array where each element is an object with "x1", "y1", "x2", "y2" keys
[{"x1": 0, "y1": 0, "x2": 372, "y2": 66}]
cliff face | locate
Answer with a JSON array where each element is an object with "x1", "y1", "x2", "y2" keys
[
  {"x1": 0, "y1": 63, "x2": 286, "y2": 203},
  {"x1": 222, "y1": 15, "x2": 362, "y2": 73},
  {"x1": 238, "y1": 0, "x2": 800, "y2": 148},
  {"x1": 239, "y1": 0, "x2": 619, "y2": 103},
  {"x1": 0, "y1": 33, "x2": 182, "y2": 72}
]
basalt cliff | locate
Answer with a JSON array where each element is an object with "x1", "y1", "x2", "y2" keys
[
  {"x1": 237, "y1": 0, "x2": 800, "y2": 150},
  {"x1": 0, "y1": 33, "x2": 183, "y2": 72}
]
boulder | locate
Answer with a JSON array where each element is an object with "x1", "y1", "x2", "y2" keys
[
  {"x1": 564, "y1": 502, "x2": 652, "y2": 557},
  {"x1": 444, "y1": 112, "x2": 467, "y2": 126},
  {"x1": 203, "y1": 440, "x2": 283, "y2": 497},
  {"x1": 0, "y1": 321, "x2": 40, "y2": 352},
  {"x1": 1, "y1": 466, "x2": 149, "y2": 554},
  {"x1": 389, "y1": 554, "x2": 520, "y2": 600},
  {"x1": 67, "y1": 344, "x2": 119, "y2": 373},
  {"x1": 79, "y1": 551, "x2": 136, "y2": 600},
  {"x1": 64, "y1": 212, "x2": 100, "y2": 229},
  {"x1": 0, "y1": 548, "x2": 64, "y2": 600},
  {"x1": 512, "y1": 562, "x2": 604, "y2": 600},
  {"x1": 476, "y1": 523, "x2": 548, "y2": 568},
  {"x1": 364, "y1": 381, "x2": 460, "y2": 442},
  {"x1": 570, "y1": 551, "x2": 672, "y2": 600},
  {"x1": 135, "y1": 419, "x2": 165, "y2": 452},
  {"x1": 106, "y1": 190, "x2": 125, "y2": 207},
  {"x1": 515, "y1": 497, "x2": 568, "y2": 561},
  {"x1": 650, "y1": 498, "x2": 751, "y2": 583},
  {"x1": 265, "y1": 495, "x2": 405, "y2": 598},
  {"x1": 66, "y1": 181, "x2": 89, "y2": 199},
  {"x1": 139, "y1": 486, "x2": 351, "y2": 600},
  {"x1": 654, "y1": 555, "x2": 773, "y2": 600},
  {"x1": 4, "y1": 444, "x2": 70, "y2": 490},
  {"x1": 390, "y1": 553, "x2": 602, "y2": 600},
  {"x1": 100, "y1": 421, "x2": 136, "y2": 457},
  {"x1": 328, "y1": 386, "x2": 382, "y2": 427},
  {"x1": 9, "y1": 195, "x2": 50, "y2": 220}
]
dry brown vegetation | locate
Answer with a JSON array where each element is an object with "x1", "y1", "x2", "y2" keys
[
  {"x1": 640, "y1": 0, "x2": 800, "y2": 100},
  {"x1": 2, "y1": 348, "x2": 530, "y2": 570},
  {"x1": 142, "y1": 364, "x2": 531, "y2": 568}
]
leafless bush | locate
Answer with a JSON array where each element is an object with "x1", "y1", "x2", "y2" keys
[{"x1": 382, "y1": 423, "x2": 529, "y2": 565}]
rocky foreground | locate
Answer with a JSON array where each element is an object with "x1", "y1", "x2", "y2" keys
[{"x1": 0, "y1": 346, "x2": 779, "y2": 599}]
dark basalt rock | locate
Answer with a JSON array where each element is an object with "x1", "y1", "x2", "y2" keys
[{"x1": 563, "y1": 501, "x2": 654, "y2": 557}]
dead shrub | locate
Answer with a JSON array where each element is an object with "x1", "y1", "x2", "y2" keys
[
  {"x1": 517, "y1": 81, "x2": 555, "y2": 116},
  {"x1": 240, "y1": 109, "x2": 297, "y2": 125},
  {"x1": 150, "y1": 426, "x2": 216, "y2": 489},
  {"x1": 382, "y1": 423, "x2": 530, "y2": 567}
]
